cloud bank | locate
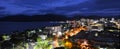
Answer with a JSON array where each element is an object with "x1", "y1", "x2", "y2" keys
[{"x1": 0, "y1": 0, "x2": 120, "y2": 16}]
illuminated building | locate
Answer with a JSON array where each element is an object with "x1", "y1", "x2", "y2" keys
[
  {"x1": 44, "y1": 25, "x2": 62, "y2": 36},
  {"x1": 90, "y1": 24, "x2": 103, "y2": 31}
]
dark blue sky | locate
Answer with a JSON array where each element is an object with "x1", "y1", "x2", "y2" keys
[{"x1": 0, "y1": 0, "x2": 120, "y2": 16}]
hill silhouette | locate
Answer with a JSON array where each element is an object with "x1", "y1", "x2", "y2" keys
[
  {"x1": 0, "y1": 14, "x2": 120, "y2": 22},
  {"x1": 0, "y1": 14, "x2": 68, "y2": 22}
]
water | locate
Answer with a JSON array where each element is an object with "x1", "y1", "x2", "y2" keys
[{"x1": 0, "y1": 22, "x2": 61, "y2": 34}]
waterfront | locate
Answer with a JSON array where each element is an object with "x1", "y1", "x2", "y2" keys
[{"x1": 0, "y1": 18, "x2": 120, "y2": 49}]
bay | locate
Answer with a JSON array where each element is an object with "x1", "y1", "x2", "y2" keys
[{"x1": 0, "y1": 22, "x2": 61, "y2": 34}]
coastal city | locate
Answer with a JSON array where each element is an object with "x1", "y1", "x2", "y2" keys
[{"x1": 0, "y1": 18, "x2": 120, "y2": 49}]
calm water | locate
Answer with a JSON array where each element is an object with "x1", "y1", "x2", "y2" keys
[{"x1": 0, "y1": 22, "x2": 61, "y2": 34}]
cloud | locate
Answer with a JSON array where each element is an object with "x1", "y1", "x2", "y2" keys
[
  {"x1": 0, "y1": 1, "x2": 28, "y2": 15},
  {"x1": 52, "y1": 0, "x2": 120, "y2": 15},
  {"x1": 0, "y1": 7, "x2": 6, "y2": 10},
  {"x1": 0, "y1": 0, "x2": 120, "y2": 16},
  {"x1": 2, "y1": 0, "x2": 89, "y2": 8}
]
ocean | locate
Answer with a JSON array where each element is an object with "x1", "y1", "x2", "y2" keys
[{"x1": 0, "y1": 22, "x2": 62, "y2": 34}]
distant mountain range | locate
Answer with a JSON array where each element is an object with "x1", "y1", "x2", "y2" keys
[
  {"x1": 0, "y1": 14, "x2": 68, "y2": 21},
  {"x1": 0, "y1": 14, "x2": 120, "y2": 22}
]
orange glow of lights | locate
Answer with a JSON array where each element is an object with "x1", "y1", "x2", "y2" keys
[
  {"x1": 64, "y1": 41, "x2": 72, "y2": 48},
  {"x1": 80, "y1": 40, "x2": 91, "y2": 49},
  {"x1": 64, "y1": 26, "x2": 88, "y2": 40},
  {"x1": 82, "y1": 40, "x2": 88, "y2": 45},
  {"x1": 62, "y1": 25, "x2": 91, "y2": 49},
  {"x1": 65, "y1": 35, "x2": 68, "y2": 39},
  {"x1": 53, "y1": 35, "x2": 59, "y2": 48},
  {"x1": 69, "y1": 33, "x2": 74, "y2": 36},
  {"x1": 53, "y1": 40, "x2": 59, "y2": 48}
]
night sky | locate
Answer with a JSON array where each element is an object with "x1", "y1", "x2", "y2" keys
[{"x1": 0, "y1": 0, "x2": 120, "y2": 17}]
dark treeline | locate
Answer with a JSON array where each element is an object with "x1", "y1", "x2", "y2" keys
[{"x1": 0, "y1": 14, "x2": 120, "y2": 22}]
